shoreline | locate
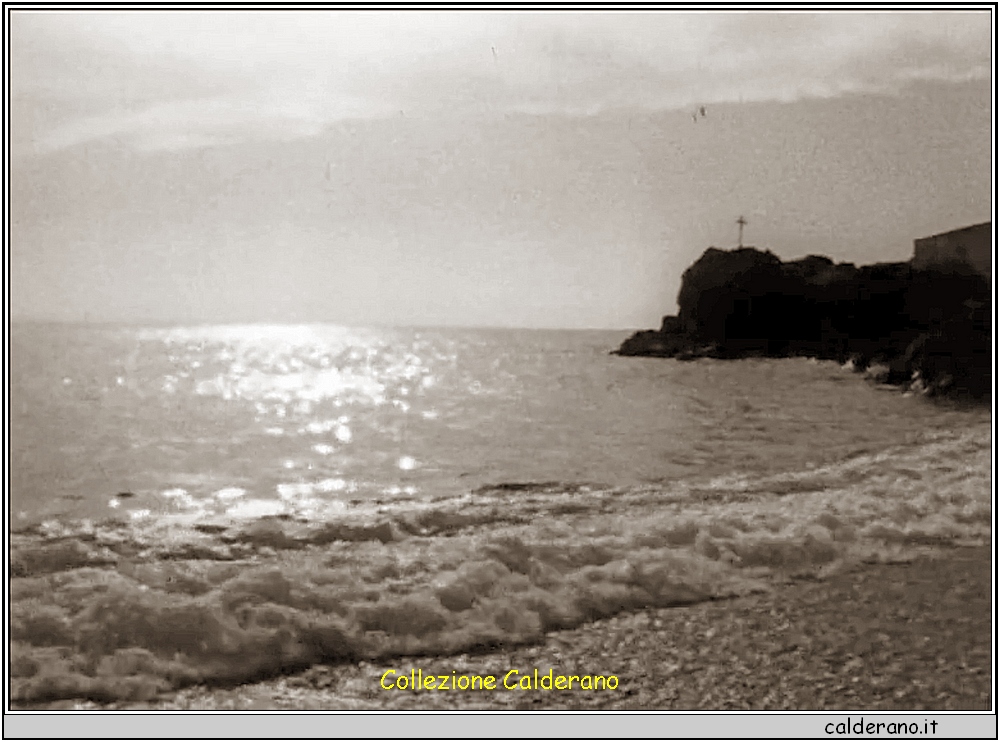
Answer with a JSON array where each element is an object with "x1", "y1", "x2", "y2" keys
[
  {"x1": 12, "y1": 360, "x2": 990, "y2": 710},
  {"x1": 65, "y1": 544, "x2": 992, "y2": 711}
]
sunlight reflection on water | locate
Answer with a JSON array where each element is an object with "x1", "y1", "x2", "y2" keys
[
  {"x1": 13, "y1": 323, "x2": 990, "y2": 532},
  {"x1": 123, "y1": 325, "x2": 443, "y2": 523}
]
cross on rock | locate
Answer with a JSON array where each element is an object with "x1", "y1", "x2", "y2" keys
[{"x1": 736, "y1": 216, "x2": 748, "y2": 248}]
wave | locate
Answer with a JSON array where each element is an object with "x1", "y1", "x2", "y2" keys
[{"x1": 10, "y1": 429, "x2": 990, "y2": 705}]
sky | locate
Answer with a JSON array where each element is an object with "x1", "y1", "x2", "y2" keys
[{"x1": 8, "y1": 9, "x2": 994, "y2": 328}]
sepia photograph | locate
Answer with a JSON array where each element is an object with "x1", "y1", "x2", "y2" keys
[{"x1": 6, "y1": 3, "x2": 995, "y2": 737}]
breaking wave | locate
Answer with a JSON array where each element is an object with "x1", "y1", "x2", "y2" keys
[{"x1": 10, "y1": 430, "x2": 990, "y2": 704}]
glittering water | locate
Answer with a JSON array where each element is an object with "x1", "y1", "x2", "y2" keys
[
  {"x1": 9, "y1": 323, "x2": 991, "y2": 705},
  {"x1": 11, "y1": 322, "x2": 981, "y2": 526}
]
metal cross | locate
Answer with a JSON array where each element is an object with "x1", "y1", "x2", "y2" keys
[{"x1": 736, "y1": 215, "x2": 747, "y2": 248}]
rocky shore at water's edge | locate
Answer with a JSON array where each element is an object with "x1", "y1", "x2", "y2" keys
[{"x1": 616, "y1": 247, "x2": 991, "y2": 399}]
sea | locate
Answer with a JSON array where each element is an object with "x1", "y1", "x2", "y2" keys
[{"x1": 8, "y1": 323, "x2": 992, "y2": 705}]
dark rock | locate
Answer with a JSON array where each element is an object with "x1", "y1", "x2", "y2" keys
[
  {"x1": 615, "y1": 246, "x2": 990, "y2": 399},
  {"x1": 659, "y1": 315, "x2": 684, "y2": 334},
  {"x1": 616, "y1": 329, "x2": 693, "y2": 358}
]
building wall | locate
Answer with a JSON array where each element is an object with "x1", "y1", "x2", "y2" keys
[{"x1": 913, "y1": 222, "x2": 992, "y2": 279}]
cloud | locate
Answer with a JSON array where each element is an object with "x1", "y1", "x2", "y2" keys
[
  {"x1": 37, "y1": 98, "x2": 317, "y2": 152},
  {"x1": 11, "y1": 10, "x2": 991, "y2": 154}
]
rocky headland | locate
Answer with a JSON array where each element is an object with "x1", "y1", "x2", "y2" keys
[{"x1": 616, "y1": 247, "x2": 991, "y2": 399}]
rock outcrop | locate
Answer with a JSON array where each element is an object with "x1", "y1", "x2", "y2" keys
[{"x1": 617, "y1": 246, "x2": 990, "y2": 399}]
